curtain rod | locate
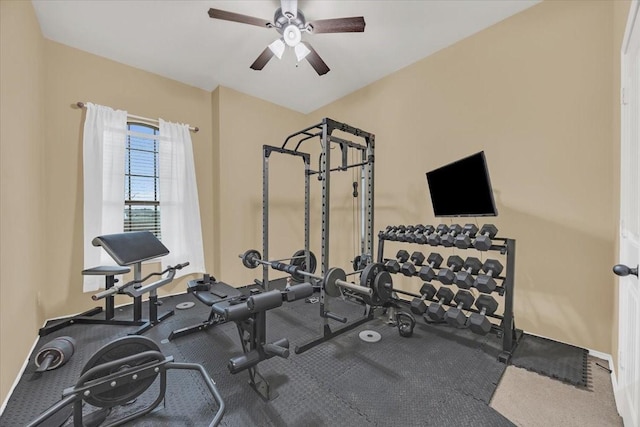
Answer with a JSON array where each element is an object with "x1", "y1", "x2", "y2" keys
[{"x1": 76, "y1": 102, "x2": 199, "y2": 133}]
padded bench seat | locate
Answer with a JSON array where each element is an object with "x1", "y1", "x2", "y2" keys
[
  {"x1": 82, "y1": 265, "x2": 131, "y2": 276},
  {"x1": 168, "y1": 275, "x2": 244, "y2": 341},
  {"x1": 187, "y1": 277, "x2": 242, "y2": 306}
]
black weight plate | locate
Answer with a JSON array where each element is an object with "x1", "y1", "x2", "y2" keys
[
  {"x1": 360, "y1": 263, "x2": 386, "y2": 305},
  {"x1": 324, "y1": 267, "x2": 347, "y2": 297},
  {"x1": 373, "y1": 271, "x2": 393, "y2": 304},
  {"x1": 79, "y1": 336, "x2": 162, "y2": 408},
  {"x1": 241, "y1": 249, "x2": 261, "y2": 269},
  {"x1": 290, "y1": 250, "x2": 317, "y2": 283},
  {"x1": 352, "y1": 255, "x2": 361, "y2": 272}
]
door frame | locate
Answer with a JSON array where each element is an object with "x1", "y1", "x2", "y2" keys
[{"x1": 617, "y1": 1, "x2": 640, "y2": 426}]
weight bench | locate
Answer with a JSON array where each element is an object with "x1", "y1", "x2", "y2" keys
[
  {"x1": 40, "y1": 231, "x2": 184, "y2": 337},
  {"x1": 212, "y1": 282, "x2": 314, "y2": 400},
  {"x1": 167, "y1": 274, "x2": 242, "y2": 341}
]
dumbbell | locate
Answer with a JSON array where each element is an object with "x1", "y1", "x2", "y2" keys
[
  {"x1": 444, "y1": 290, "x2": 475, "y2": 327},
  {"x1": 400, "y1": 261, "x2": 417, "y2": 277},
  {"x1": 403, "y1": 225, "x2": 421, "y2": 243},
  {"x1": 397, "y1": 226, "x2": 411, "y2": 242},
  {"x1": 417, "y1": 253, "x2": 444, "y2": 282},
  {"x1": 427, "y1": 224, "x2": 449, "y2": 246},
  {"x1": 469, "y1": 295, "x2": 499, "y2": 335},
  {"x1": 385, "y1": 249, "x2": 410, "y2": 274},
  {"x1": 426, "y1": 287, "x2": 455, "y2": 321},
  {"x1": 385, "y1": 226, "x2": 399, "y2": 241},
  {"x1": 391, "y1": 225, "x2": 407, "y2": 241},
  {"x1": 410, "y1": 251, "x2": 425, "y2": 266},
  {"x1": 474, "y1": 259, "x2": 504, "y2": 293},
  {"x1": 396, "y1": 249, "x2": 424, "y2": 276},
  {"x1": 440, "y1": 224, "x2": 462, "y2": 247},
  {"x1": 385, "y1": 259, "x2": 400, "y2": 273},
  {"x1": 410, "y1": 282, "x2": 437, "y2": 315},
  {"x1": 400, "y1": 250, "x2": 426, "y2": 276},
  {"x1": 415, "y1": 225, "x2": 434, "y2": 244},
  {"x1": 437, "y1": 255, "x2": 464, "y2": 285},
  {"x1": 405, "y1": 225, "x2": 420, "y2": 243},
  {"x1": 454, "y1": 224, "x2": 479, "y2": 249},
  {"x1": 473, "y1": 224, "x2": 499, "y2": 251},
  {"x1": 378, "y1": 226, "x2": 395, "y2": 240},
  {"x1": 455, "y1": 257, "x2": 483, "y2": 289},
  {"x1": 396, "y1": 249, "x2": 410, "y2": 262}
]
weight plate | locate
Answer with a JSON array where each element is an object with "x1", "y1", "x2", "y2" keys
[
  {"x1": 79, "y1": 336, "x2": 162, "y2": 408},
  {"x1": 373, "y1": 271, "x2": 393, "y2": 304},
  {"x1": 360, "y1": 263, "x2": 386, "y2": 305},
  {"x1": 352, "y1": 255, "x2": 362, "y2": 272},
  {"x1": 176, "y1": 301, "x2": 195, "y2": 310},
  {"x1": 358, "y1": 330, "x2": 382, "y2": 343},
  {"x1": 241, "y1": 249, "x2": 261, "y2": 269},
  {"x1": 324, "y1": 267, "x2": 346, "y2": 297},
  {"x1": 290, "y1": 250, "x2": 317, "y2": 283}
]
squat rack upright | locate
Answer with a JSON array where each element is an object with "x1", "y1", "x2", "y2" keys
[{"x1": 261, "y1": 117, "x2": 376, "y2": 353}]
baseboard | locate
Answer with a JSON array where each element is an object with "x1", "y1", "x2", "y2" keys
[
  {"x1": 521, "y1": 330, "x2": 622, "y2": 418},
  {"x1": 0, "y1": 335, "x2": 40, "y2": 416},
  {"x1": 589, "y1": 351, "x2": 623, "y2": 419}
]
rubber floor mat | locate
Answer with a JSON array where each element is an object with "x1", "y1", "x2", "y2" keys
[{"x1": 510, "y1": 334, "x2": 589, "y2": 388}]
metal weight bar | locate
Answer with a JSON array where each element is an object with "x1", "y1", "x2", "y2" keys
[
  {"x1": 271, "y1": 254, "x2": 307, "y2": 263},
  {"x1": 240, "y1": 249, "x2": 317, "y2": 282},
  {"x1": 316, "y1": 268, "x2": 373, "y2": 298},
  {"x1": 239, "y1": 249, "x2": 374, "y2": 300}
]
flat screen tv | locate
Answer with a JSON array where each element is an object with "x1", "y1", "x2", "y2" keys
[{"x1": 426, "y1": 151, "x2": 498, "y2": 217}]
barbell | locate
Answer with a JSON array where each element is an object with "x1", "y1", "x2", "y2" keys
[
  {"x1": 240, "y1": 249, "x2": 317, "y2": 283},
  {"x1": 239, "y1": 249, "x2": 390, "y2": 304}
]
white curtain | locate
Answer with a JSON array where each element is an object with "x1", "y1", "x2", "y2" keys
[
  {"x1": 83, "y1": 103, "x2": 128, "y2": 291},
  {"x1": 158, "y1": 119, "x2": 205, "y2": 277}
]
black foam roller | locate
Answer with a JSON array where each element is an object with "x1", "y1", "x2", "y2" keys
[
  {"x1": 224, "y1": 303, "x2": 253, "y2": 322},
  {"x1": 284, "y1": 283, "x2": 313, "y2": 302},
  {"x1": 247, "y1": 290, "x2": 283, "y2": 312}
]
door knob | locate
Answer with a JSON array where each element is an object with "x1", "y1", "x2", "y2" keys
[{"x1": 613, "y1": 264, "x2": 639, "y2": 277}]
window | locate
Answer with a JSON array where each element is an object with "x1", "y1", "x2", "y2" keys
[{"x1": 124, "y1": 123, "x2": 161, "y2": 238}]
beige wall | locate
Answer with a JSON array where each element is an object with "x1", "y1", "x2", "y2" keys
[
  {"x1": 311, "y1": 0, "x2": 623, "y2": 354},
  {"x1": 216, "y1": 87, "x2": 306, "y2": 284},
  {"x1": 0, "y1": 0, "x2": 46, "y2": 404}
]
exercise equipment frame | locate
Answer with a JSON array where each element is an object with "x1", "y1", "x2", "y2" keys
[
  {"x1": 377, "y1": 230, "x2": 521, "y2": 363},
  {"x1": 261, "y1": 118, "x2": 376, "y2": 353}
]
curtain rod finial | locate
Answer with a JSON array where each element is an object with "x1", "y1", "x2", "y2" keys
[
  {"x1": 76, "y1": 102, "x2": 85, "y2": 108},
  {"x1": 194, "y1": 126, "x2": 199, "y2": 133}
]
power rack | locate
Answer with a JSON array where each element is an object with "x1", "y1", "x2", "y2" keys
[{"x1": 261, "y1": 118, "x2": 376, "y2": 354}]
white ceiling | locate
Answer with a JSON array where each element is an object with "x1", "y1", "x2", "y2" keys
[{"x1": 32, "y1": 0, "x2": 539, "y2": 114}]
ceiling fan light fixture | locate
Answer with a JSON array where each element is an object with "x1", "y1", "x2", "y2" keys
[
  {"x1": 294, "y1": 42, "x2": 310, "y2": 62},
  {"x1": 283, "y1": 24, "x2": 302, "y2": 47},
  {"x1": 268, "y1": 38, "x2": 286, "y2": 59}
]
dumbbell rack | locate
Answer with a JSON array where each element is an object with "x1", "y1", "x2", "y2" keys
[{"x1": 377, "y1": 226, "x2": 520, "y2": 363}]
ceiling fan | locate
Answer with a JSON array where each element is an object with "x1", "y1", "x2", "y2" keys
[{"x1": 207, "y1": 0, "x2": 365, "y2": 76}]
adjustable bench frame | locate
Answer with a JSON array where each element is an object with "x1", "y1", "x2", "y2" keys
[{"x1": 39, "y1": 231, "x2": 177, "y2": 337}]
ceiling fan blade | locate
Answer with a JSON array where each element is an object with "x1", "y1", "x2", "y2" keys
[
  {"x1": 301, "y1": 42, "x2": 330, "y2": 76},
  {"x1": 250, "y1": 46, "x2": 276, "y2": 71},
  {"x1": 208, "y1": 8, "x2": 272, "y2": 28},
  {"x1": 307, "y1": 17, "x2": 365, "y2": 34},
  {"x1": 280, "y1": 0, "x2": 297, "y2": 19}
]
